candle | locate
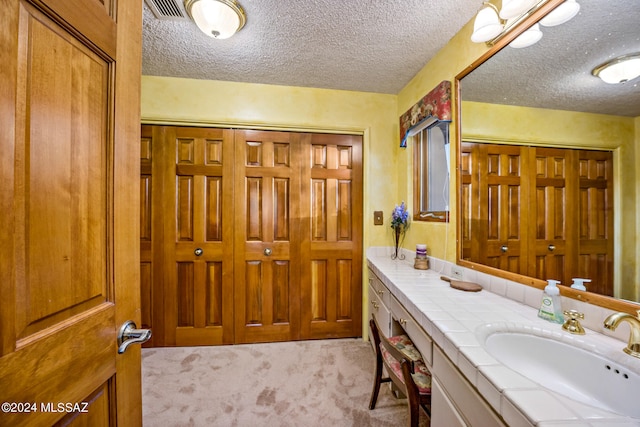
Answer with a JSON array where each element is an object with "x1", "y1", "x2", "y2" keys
[{"x1": 416, "y1": 244, "x2": 427, "y2": 258}]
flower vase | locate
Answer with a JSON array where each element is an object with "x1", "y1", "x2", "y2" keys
[{"x1": 391, "y1": 226, "x2": 405, "y2": 260}]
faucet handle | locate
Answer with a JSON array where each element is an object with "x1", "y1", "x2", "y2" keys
[{"x1": 562, "y1": 310, "x2": 586, "y2": 335}]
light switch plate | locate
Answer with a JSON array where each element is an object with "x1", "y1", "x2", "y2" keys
[{"x1": 373, "y1": 211, "x2": 383, "y2": 226}]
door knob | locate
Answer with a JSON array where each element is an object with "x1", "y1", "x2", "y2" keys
[
  {"x1": 501, "y1": 245, "x2": 508, "y2": 253},
  {"x1": 194, "y1": 248, "x2": 203, "y2": 256},
  {"x1": 548, "y1": 244, "x2": 556, "y2": 252},
  {"x1": 117, "y1": 320, "x2": 151, "y2": 354},
  {"x1": 264, "y1": 248, "x2": 272, "y2": 256}
]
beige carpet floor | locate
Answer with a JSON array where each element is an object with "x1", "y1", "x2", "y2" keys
[{"x1": 142, "y1": 338, "x2": 422, "y2": 426}]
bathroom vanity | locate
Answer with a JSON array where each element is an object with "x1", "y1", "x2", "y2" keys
[{"x1": 366, "y1": 247, "x2": 640, "y2": 427}]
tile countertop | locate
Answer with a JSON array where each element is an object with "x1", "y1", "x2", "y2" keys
[{"x1": 366, "y1": 247, "x2": 640, "y2": 427}]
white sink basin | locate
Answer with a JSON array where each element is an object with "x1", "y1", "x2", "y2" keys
[{"x1": 482, "y1": 331, "x2": 640, "y2": 418}]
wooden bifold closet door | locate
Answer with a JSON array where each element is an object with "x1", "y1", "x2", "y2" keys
[
  {"x1": 461, "y1": 142, "x2": 613, "y2": 295},
  {"x1": 140, "y1": 125, "x2": 363, "y2": 346}
]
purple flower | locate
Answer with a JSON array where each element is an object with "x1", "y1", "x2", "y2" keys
[{"x1": 391, "y1": 201, "x2": 409, "y2": 229}]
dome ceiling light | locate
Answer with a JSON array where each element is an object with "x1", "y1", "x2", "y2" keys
[
  {"x1": 184, "y1": 0, "x2": 246, "y2": 39},
  {"x1": 592, "y1": 54, "x2": 640, "y2": 84}
]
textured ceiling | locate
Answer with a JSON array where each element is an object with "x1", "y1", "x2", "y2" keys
[
  {"x1": 142, "y1": 0, "x2": 480, "y2": 94},
  {"x1": 142, "y1": 0, "x2": 640, "y2": 117}
]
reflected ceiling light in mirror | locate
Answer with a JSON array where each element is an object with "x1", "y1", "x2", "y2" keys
[
  {"x1": 184, "y1": 0, "x2": 246, "y2": 39},
  {"x1": 509, "y1": 23, "x2": 543, "y2": 48},
  {"x1": 471, "y1": 2, "x2": 503, "y2": 43},
  {"x1": 539, "y1": 0, "x2": 580, "y2": 26},
  {"x1": 592, "y1": 54, "x2": 640, "y2": 84}
]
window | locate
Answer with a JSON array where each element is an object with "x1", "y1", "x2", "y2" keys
[{"x1": 413, "y1": 121, "x2": 450, "y2": 222}]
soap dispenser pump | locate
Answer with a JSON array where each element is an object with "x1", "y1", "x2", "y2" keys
[
  {"x1": 538, "y1": 279, "x2": 564, "y2": 324},
  {"x1": 570, "y1": 278, "x2": 591, "y2": 291}
]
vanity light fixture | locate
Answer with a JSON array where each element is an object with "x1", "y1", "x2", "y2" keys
[
  {"x1": 539, "y1": 0, "x2": 580, "y2": 26},
  {"x1": 470, "y1": 2, "x2": 503, "y2": 43},
  {"x1": 470, "y1": 0, "x2": 579, "y2": 48},
  {"x1": 509, "y1": 23, "x2": 543, "y2": 48},
  {"x1": 184, "y1": 0, "x2": 246, "y2": 39},
  {"x1": 499, "y1": 0, "x2": 539, "y2": 19},
  {"x1": 592, "y1": 53, "x2": 640, "y2": 84}
]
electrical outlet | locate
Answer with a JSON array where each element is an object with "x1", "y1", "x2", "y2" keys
[{"x1": 451, "y1": 266, "x2": 463, "y2": 279}]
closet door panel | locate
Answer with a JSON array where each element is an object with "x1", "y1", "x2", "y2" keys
[
  {"x1": 300, "y1": 134, "x2": 362, "y2": 339},
  {"x1": 480, "y1": 144, "x2": 527, "y2": 274},
  {"x1": 166, "y1": 127, "x2": 235, "y2": 346},
  {"x1": 577, "y1": 151, "x2": 613, "y2": 296},
  {"x1": 529, "y1": 147, "x2": 576, "y2": 284},
  {"x1": 234, "y1": 130, "x2": 301, "y2": 343}
]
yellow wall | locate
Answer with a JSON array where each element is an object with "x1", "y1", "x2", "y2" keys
[{"x1": 395, "y1": 19, "x2": 488, "y2": 262}]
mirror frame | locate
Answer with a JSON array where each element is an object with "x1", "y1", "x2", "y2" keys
[{"x1": 454, "y1": 0, "x2": 639, "y2": 315}]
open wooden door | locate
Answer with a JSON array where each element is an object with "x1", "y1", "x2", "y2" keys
[{"x1": 0, "y1": 1, "x2": 143, "y2": 426}]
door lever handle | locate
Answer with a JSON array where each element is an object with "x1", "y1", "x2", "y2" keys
[{"x1": 117, "y1": 320, "x2": 152, "y2": 354}]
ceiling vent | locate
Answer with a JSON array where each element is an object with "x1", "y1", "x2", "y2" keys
[{"x1": 144, "y1": 0, "x2": 189, "y2": 20}]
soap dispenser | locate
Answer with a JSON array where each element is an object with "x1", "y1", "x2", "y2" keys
[
  {"x1": 538, "y1": 279, "x2": 564, "y2": 324},
  {"x1": 571, "y1": 278, "x2": 591, "y2": 291}
]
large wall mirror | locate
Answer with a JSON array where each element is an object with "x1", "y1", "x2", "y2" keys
[{"x1": 456, "y1": 0, "x2": 640, "y2": 312}]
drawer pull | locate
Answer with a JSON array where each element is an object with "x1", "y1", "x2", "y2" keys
[
  {"x1": 371, "y1": 301, "x2": 379, "y2": 309},
  {"x1": 377, "y1": 289, "x2": 384, "y2": 296},
  {"x1": 398, "y1": 318, "x2": 407, "y2": 326}
]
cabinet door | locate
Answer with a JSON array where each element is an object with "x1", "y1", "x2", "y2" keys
[{"x1": 431, "y1": 378, "x2": 468, "y2": 427}]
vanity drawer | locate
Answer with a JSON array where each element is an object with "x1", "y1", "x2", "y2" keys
[
  {"x1": 368, "y1": 271, "x2": 391, "y2": 307},
  {"x1": 368, "y1": 284, "x2": 391, "y2": 342},
  {"x1": 390, "y1": 295, "x2": 433, "y2": 367}
]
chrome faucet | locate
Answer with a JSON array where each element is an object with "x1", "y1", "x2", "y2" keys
[{"x1": 603, "y1": 310, "x2": 640, "y2": 358}]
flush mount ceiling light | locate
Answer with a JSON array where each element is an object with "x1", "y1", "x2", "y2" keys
[
  {"x1": 592, "y1": 54, "x2": 640, "y2": 84},
  {"x1": 184, "y1": 0, "x2": 246, "y2": 39}
]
